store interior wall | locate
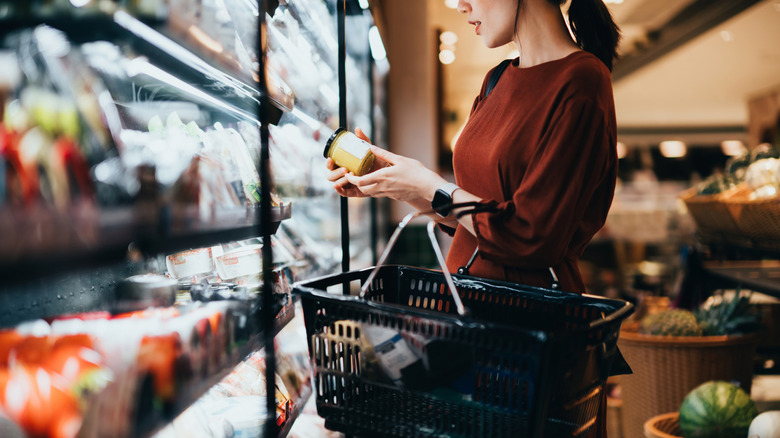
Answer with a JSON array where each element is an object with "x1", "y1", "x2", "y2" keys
[{"x1": 382, "y1": 0, "x2": 438, "y2": 223}]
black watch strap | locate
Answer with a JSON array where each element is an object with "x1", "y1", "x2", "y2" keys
[{"x1": 431, "y1": 183, "x2": 460, "y2": 217}]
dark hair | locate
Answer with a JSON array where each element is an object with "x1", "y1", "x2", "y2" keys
[
  {"x1": 565, "y1": 0, "x2": 621, "y2": 71},
  {"x1": 514, "y1": 0, "x2": 621, "y2": 71}
]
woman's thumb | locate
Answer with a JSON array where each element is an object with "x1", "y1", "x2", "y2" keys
[{"x1": 355, "y1": 127, "x2": 370, "y2": 142}]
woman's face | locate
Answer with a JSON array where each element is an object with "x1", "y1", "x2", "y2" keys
[{"x1": 457, "y1": 0, "x2": 519, "y2": 48}]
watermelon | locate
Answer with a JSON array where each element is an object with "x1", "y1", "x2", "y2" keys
[{"x1": 679, "y1": 380, "x2": 758, "y2": 438}]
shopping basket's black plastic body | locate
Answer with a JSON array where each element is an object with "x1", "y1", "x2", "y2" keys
[{"x1": 293, "y1": 265, "x2": 633, "y2": 438}]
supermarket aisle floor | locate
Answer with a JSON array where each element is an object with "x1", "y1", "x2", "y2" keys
[{"x1": 288, "y1": 397, "x2": 344, "y2": 438}]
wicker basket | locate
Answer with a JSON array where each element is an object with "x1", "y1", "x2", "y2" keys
[
  {"x1": 679, "y1": 185, "x2": 744, "y2": 234},
  {"x1": 723, "y1": 190, "x2": 780, "y2": 239},
  {"x1": 617, "y1": 329, "x2": 757, "y2": 438},
  {"x1": 644, "y1": 412, "x2": 682, "y2": 438}
]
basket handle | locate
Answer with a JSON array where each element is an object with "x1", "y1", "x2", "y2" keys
[{"x1": 359, "y1": 210, "x2": 470, "y2": 317}]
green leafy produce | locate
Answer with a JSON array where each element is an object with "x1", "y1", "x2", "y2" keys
[
  {"x1": 697, "y1": 174, "x2": 735, "y2": 195},
  {"x1": 695, "y1": 291, "x2": 761, "y2": 336},
  {"x1": 752, "y1": 143, "x2": 780, "y2": 162},
  {"x1": 679, "y1": 380, "x2": 758, "y2": 438},
  {"x1": 725, "y1": 152, "x2": 750, "y2": 181},
  {"x1": 639, "y1": 309, "x2": 703, "y2": 336}
]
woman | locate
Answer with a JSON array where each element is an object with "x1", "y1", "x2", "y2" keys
[
  {"x1": 329, "y1": 1, "x2": 619, "y2": 434},
  {"x1": 328, "y1": 0, "x2": 620, "y2": 294}
]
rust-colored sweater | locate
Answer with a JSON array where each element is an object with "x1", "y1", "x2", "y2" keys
[{"x1": 448, "y1": 51, "x2": 617, "y2": 294}]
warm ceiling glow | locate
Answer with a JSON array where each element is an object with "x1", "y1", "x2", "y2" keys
[
  {"x1": 660, "y1": 140, "x2": 687, "y2": 158},
  {"x1": 721, "y1": 140, "x2": 746, "y2": 156},
  {"x1": 439, "y1": 49, "x2": 456, "y2": 64},
  {"x1": 440, "y1": 31, "x2": 458, "y2": 45},
  {"x1": 444, "y1": 0, "x2": 459, "y2": 9},
  {"x1": 720, "y1": 30, "x2": 734, "y2": 42},
  {"x1": 604, "y1": 0, "x2": 623, "y2": 4},
  {"x1": 616, "y1": 142, "x2": 627, "y2": 159}
]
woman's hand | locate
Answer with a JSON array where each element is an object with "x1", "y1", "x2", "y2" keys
[
  {"x1": 325, "y1": 127, "x2": 391, "y2": 198},
  {"x1": 344, "y1": 146, "x2": 447, "y2": 203}
]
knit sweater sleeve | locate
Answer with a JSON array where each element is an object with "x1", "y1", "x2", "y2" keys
[{"x1": 471, "y1": 97, "x2": 615, "y2": 268}]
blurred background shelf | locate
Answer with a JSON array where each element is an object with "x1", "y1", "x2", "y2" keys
[{"x1": 0, "y1": 203, "x2": 291, "y2": 283}]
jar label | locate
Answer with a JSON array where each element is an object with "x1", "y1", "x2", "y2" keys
[{"x1": 338, "y1": 134, "x2": 371, "y2": 159}]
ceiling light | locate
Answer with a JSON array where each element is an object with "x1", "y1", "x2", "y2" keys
[
  {"x1": 440, "y1": 31, "x2": 458, "y2": 45},
  {"x1": 439, "y1": 49, "x2": 456, "y2": 65},
  {"x1": 721, "y1": 140, "x2": 746, "y2": 156},
  {"x1": 659, "y1": 140, "x2": 687, "y2": 158},
  {"x1": 616, "y1": 142, "x2": 627, "y2": 159},
  {"x1": 358, "y1": 0, "x2": 369, "y2": 9},
  {"x1": 444, "y1": 0, "x2": 459, "y2": 9},
  {"x1": 604, "y1": 0, "x2": 623, "y2": 4},
  {"x1": 720, "y1": 30, "x2": 734, "y2": 42}
]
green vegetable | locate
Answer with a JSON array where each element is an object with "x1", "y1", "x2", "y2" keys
[
  {"x1": 725, "y1": 153, "x2": 750, "y2": 181},
  {"x1": 695, "y1": 291, "x2": 761, "y2": 336},
  {"x1": 639, "y1": 309, "x2": 702, "y2": 336},
  {"x1": 679, "y1": 380, "x2": 758, "y2": 438}
]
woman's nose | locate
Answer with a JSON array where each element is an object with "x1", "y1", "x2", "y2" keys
[{"x1": 457, "y1": 0, "x2": 470, "y2": 14}]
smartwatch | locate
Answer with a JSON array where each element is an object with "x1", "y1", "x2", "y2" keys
[{"x1": 431, "y1": 183, "x2": 460, "y2": 217}]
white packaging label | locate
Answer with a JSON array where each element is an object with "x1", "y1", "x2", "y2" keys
[
  {"x1": 362, "y1": 325, "x2": 420, "y2": 384},
  {"x1": 166, "y1": 247, "x2": 213, "y2": 279},
  {"x1": 215, "y1": 245, "x2": 262, "y2": 280},
  {"x1": 338, "y1": 133, "x2": 371, "y2": 159}
]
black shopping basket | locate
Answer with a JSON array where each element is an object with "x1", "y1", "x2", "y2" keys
[{"x1": 293, "y1": 212, "x2": 633, "y2": 438}]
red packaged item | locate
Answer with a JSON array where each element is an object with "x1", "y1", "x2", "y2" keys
[
  {"x1": 136, "y1": 333, "x2": 184, "y2": 406},
  {"x1": 0, "y1": 364, "x2": 82, "y2": 438}
]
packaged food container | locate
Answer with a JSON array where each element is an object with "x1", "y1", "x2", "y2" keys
[
  {"x1": 113, "y1": 274, "x2": 178, "y2": 314},
  {"x1": 166, "y1": 247, "x2": 214, "y2": 279},
  {"x1": 213, "y1": 245, "x2": 262, "y2": 282},
  {"x1": 324, "y1": 128, "x2": 376, "y2": 176}
]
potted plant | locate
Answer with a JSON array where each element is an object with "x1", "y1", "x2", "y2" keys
[{"x1": 616, "y1": 291, "x2": 761, "y2": 438}]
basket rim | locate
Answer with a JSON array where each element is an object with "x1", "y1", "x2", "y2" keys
[
  {"x1": 293, "y1": 265, "x2": 634, "y2": 335},
  {"x1": 644, "y1": 412, "x2": 681, "y2": 438},
  {"x1": 619, "y1": 329, "x2": 757, "y2": 347}
]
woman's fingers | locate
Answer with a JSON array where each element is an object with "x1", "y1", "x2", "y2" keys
[
  {"x1": 326, "y1": 164, "x2": 348, "y2": 183},
  {"x1": 355, "y1": 127, "x2": 370, "y2": 143},
  {"x1": 369, "y1": 146, "x2": 401, "y2": 166}
]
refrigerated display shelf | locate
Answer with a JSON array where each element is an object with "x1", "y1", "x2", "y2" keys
[
  {"x1": 0, "y1": 203, "x2": 291, "y2": 282},
  {"x1": 138, "y1": 296, "x2": 296, "y2": 438},
  {"x1": 279, "y1": 383, "x2": 313, "y2": 438},
  {"x1": 0, "y1": 10, "x2": 289, "y2": 124}
]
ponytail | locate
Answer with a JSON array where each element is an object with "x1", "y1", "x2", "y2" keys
[{"x1": 565, "y1": 0, "x2": 621, "y2": 71}]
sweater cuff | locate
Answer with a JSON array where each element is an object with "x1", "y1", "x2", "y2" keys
[{"x1": 437, "y1": 222, "x2": 457, "y2": 236}]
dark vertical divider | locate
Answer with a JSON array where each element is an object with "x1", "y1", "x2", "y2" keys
[
  {"x1": 257, "y1": 1, "x2": 278, "y2": 436},
  {"x1": 369, "y1": 55, "x2": 378, "y2": 265},
  {"x1": 338, "y1": 0, "x2": 350, "y2": 275}
]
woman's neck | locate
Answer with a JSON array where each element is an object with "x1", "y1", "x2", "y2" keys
[{"x1": 512, "y1": 4, "x2": 580, "y2": 68}]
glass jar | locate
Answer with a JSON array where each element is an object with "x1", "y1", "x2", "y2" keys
[{"x1": 324, "y1": 128, "x2": 376, "y2": 176}]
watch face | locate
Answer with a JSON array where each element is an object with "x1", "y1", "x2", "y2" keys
[{"x1": 432, "y1": 189, "x2": 451, "y2": 216}]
